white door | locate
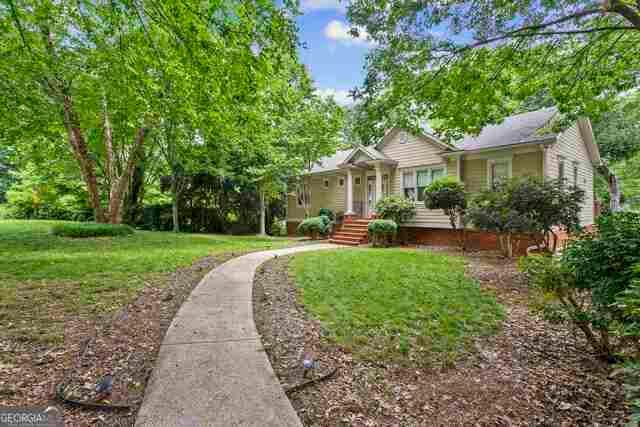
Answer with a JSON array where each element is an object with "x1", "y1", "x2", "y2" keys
[{"x1": 367, "y1": 176, "x2": 376, "y2": 216}]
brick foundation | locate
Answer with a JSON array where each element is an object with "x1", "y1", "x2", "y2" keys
[
  {"x1": 286, "y1": 221, "x2": 300, "y2": 237},
  {"x1": 403, "y1": 227, "x2": 539, "y2": 256}
]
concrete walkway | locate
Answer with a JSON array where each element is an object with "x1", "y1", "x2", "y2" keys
[{"x1": 136, "y1": 243, "x2": 340, "y2": 427}]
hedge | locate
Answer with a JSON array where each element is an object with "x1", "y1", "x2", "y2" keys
[{"x1": 50, "y1": 222, "x2": 135, "y2": 238}]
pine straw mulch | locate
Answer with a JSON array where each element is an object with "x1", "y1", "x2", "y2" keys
[
  {"x1": 252, "y1": 248, "x2": 631, "y2": 426},
  {"x1": 0, "y1": 252, "x2": 243, "y2": 426}
]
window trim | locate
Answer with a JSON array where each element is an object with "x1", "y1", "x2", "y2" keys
[
  {"x1": 322, "y1": 178, "x2": 330, "y2": 190},
  {"x1": 487, "y1": 157, "x2": 513, "y2": 188},
  {"x1": 338, "y1": 177, "x2": 344, "y2": 187},
  {"x1": 572, "y1": 161, "x2": 579, "y2": 187},
  {"x1": 354, "y1": 176, "x2": 362, "y2": 186},
  {"x1": 558, "y1": 155, "x2": 566, "y2": 185},
  {"x1": 400, "y1": 164, "x2": 448, "y2": 203}
]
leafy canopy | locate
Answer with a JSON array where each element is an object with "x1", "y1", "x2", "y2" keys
[{"x1": 348, "y1": 0, "x2": 640, "y2": 141}]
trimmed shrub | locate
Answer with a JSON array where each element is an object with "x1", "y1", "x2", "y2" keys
[
  {"x1": 297, "y1": 216, "x2": 331, "y2": 239},
  {"x1": 50, "y1": 222, "x2": 135, "y2": 238},
  {"x1": 270, "y1": 219, "x2": 288, "y2": 237},
  {"x1": 424, "y1": 178, "x2": 467, "y2": 249},
  {"x1": 318, "y1": 208, "x2": 335, "y2": 221},
  {"x1": 375, "y1": 196, "x2": 416, "y2": 224},
  {"x1": 368, "y1": 219, "x2": 398, "y2": 247}
]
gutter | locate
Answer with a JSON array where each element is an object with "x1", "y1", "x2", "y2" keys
[{"x1": 440, "y1": 136, "x2": 557, "y2": 156}]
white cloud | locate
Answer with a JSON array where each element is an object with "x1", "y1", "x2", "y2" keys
[
  {"x1": 316, "y1": 88, "x2": 354, "y2": 106},
  {"x1": 301, "y1": 0, "x2": 346, "y2": 13},
  {"x1": 324, "y1": 20, "x2": 376, "y2": 47}
]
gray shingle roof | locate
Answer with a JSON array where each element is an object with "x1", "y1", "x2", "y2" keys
[
  {"x1": 309, "y1": 149, "x2": 352, "y2": 173},
  {"x1": 457, "y1": 107, "x2": 558, "y2": 151}
]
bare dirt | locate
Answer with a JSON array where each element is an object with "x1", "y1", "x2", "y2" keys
[{"x1": 252, "y1": 249, "x2": 630, "y2": 426}]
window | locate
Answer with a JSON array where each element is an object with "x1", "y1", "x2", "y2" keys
[
  {"x1": 558, "y1": 157, "x2": 565, "y2": 185},
  {"x1": 296, "y1": 185, "x2": 310, "y2": 208},
  {"x1": 403, "y1": 171, "x2": 416, "y2": 200},
  {"x1": 573, "y1": 162, "x2": 579, "y2": 187},
  {"x1": 402, "y1": 166, "x2": 446, "y2": 201},
  {"x1": 339, "y1": 178, "x2": 344, "y2": 187},
  {"x1": 355, "y1": 177, "x2": 361, "y2": 185},
  {"x1": 399, "y1": 133, "x2": 409, "y2": 144},
  {"x1": 488, "y1": 159, "x2": 511, "y2": 188},
  {"x1": 323, "y1": 178, "x2": 330, "y2": 189}
]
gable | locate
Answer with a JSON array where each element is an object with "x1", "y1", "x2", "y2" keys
[{"x1": 379, "y1": 129, "x2": 449, "y2": 168}]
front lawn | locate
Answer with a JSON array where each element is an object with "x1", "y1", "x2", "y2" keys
[
  {"x1": 291, "y1": 249, "x2": 504, "y2": 366},
  {"x1": 0, "y1": 220, "x2": 294, "y2": 343}
]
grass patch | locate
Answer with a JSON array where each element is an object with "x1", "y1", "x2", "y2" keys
[
  {"x1": 50, "y1": 222, "x2": 135, "y2": 238},
  {"x1": 291, "y1": 249, "x2": 504, "y2": 367},
  {"x1": 0, "y1": 220, "x2": 294, "y2": 343}
]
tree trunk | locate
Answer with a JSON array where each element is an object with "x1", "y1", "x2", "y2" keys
[
  {"x1": 108, "y1": 127, "x2": 147, "y2": 224},
  {"x1": 122, "y1": 164, "x2": 145, "y2": 225},
  {"x1": 171, "y1": 176, "x2": 180, "y2": 233},
  {"x1": 598, "y1": 164, "x2": 622, "y2": 212},
  {"x1": 61, "y1": 94, "x2": 106, "y2": 222},
  {"x1": 259, "y1": 189, "x2": 266, "y2": 236}
]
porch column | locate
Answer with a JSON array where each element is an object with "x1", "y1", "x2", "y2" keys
[
  {"x1": 375, "y1": 163, "x2": 383, "y2": 213},
  {"x1": 345, "y1": 167, "x2": 354, "y2": 215}
]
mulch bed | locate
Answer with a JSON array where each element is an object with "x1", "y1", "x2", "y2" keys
[
  {"x1": 0, "y1": 252, "x2": 241, "y2": 426},
  {"x1": 252, "y1": 249, "x2": 630, "y2": 426}
]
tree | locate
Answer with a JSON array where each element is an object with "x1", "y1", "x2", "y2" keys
[
  {"x1": 467, "y1": 178, "x2": 584, "y2": 256},
  {"x1": 424, "y1": 178, "x2": 467, "y2": 249},
  {"x1": 349, "y1": 1, "x2": 640, "y2": 137},
  {"x1": 0, "y1": 0, "x2": 304, "y2": 224},
  {"x1": 592, "y1": 91, "x2": 640, "y2": 211}
]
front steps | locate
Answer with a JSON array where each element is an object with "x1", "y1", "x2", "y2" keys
[{"x1": 329, "y1": 218, "x2": 371, "y2": 246}]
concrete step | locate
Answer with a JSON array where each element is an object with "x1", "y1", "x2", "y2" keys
[{"x1": 329, "y1": 238, "x2": 361, "y2": 246}]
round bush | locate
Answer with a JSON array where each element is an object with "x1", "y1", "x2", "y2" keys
[
  {"x1": 50, "y1": 222, "x2": 135, "y2": 238},
  {"x1": 318, "y1": 208, "x2": 335, "y2": 221},
  {"x1": 297, "y1": 216, "x2": 331, "y2": 239},
  {"x1": 375, "y1": 196, "x2": 416, "y2": 224},
  {"x1": 368, "y1": 219, "x2": 398, "y2": 247}
]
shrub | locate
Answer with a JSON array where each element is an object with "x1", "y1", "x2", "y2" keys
[
  {"x1": 468, "y1": 178, "x2": 584, "y2": 257},
  {"x1": 297, "y1": 216, "x2": 331, "y2": 239},
  {"x1": 50, "y1": 222, "x2": 135, "y2": 238},
  {"x1": 368, "y1": 219, "x2": 398, "y2": 247},
  {"x1": 520, "y1": 212, "x2": 640, "y2": 361},
  {"x1": 269, "y1": 219, "x2": 288, "y2": 237},
  {"x1": 424, "y1": 178, "x2": 467, "y2": 249},
  {"x1": 375, "y1": 195, "x2": 416, "y2": 224},
  {"x1": 318, "y1": 208, "x2": 335, "y2": 221}
]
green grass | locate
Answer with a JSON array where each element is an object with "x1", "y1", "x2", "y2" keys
[
  {"x1": 291, "y1": 249, "x2": 505, "y2": 367},
  {"x1": 50, "y1": 222, "x2": 135, "y2": 237},
  {"x1": 0, "y1": 220, "x2": 294, "y2": 343}
]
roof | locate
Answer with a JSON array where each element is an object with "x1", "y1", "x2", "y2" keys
[
  {"x1": 309, "y1": 149, "x2": 352, "y2": 174},
  {"x1": 456, "y1": 107, "x2": 558, "y2": 151}
]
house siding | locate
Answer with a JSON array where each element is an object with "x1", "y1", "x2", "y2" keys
[
  {"x1": 287, "y1": 173, "x2": 346, "y2": 220},
  {"x1": 463, "y1": 159, "x2": 487, "y2": 193},
  {"x1": 546, "y1": 123, "x2": 595, "y2": 225},
  {"x1": 513, "y1": 151, "x2": 543, "y2": 178},
  {"x1": 382, "y1": 131, "x2": 452, "y2": 228}
]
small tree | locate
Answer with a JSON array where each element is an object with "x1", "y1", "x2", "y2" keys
[
  {"x1": 467, "y1": 178, "x2": 584, "y2": 257},
  {"x1": 424, "y1": 178, "x2": 467, "y2": 250}
]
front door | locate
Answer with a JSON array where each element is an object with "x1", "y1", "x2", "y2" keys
[{"x1": 367, "y1": 176, "x2": 376, "y2": 217}]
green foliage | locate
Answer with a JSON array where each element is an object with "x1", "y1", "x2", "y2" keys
[
  {"x1": 520, "y1": 214, "x2": 640, "y2": 360},
  {"x1": 4, "y1": 163, "x2": 92, "y2": 221},
  {"x1": 50, "y1": 222, "x2": 135, "y2": 238},
  {"x1": 297, "y1": 216, "x2": 331, "y2": 238},
  {"x1": 269, "y1": 219, "x2": 288, "y2": 237},
  {"x1": 375, "y1": 195, "x2": 417, "y2": 224},
  {"x1": 0, "y1": 220, "x2": 294, "y2": 343},
  {"x1": 291, "y1": 249, "x2": 504, "y2": 366},
  {"x1": 318, "y1": 208, "x2": 335, "y2": 221},
  {"x1": 621, "y1": 361, "x2": 640, "y2": 424},
  {"x1": 424, "y1": 178, "x2": 467, "y2": 248},
  {"x1": 563, "y1": 212, "x2": 640, "y2": 311},
  {"x1": 348, "y1": 1, "x2": 640, "y2": 141},
  {"x1": 467, "y1": 178, "x2": 584, "y2": 256},
  {"x1": 367, "y1": 219, "x2": 398, "y2": 247}
]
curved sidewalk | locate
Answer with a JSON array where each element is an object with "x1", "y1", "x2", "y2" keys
[{"x1": 136, "y1": 243, "x2": 339, "y2": 427}]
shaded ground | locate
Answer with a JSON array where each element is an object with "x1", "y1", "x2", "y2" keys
[
  {"x1": 253, "y1": 249, "x2": 630, "y2": 426},
  {"x1": 1, "y1": 253, "x2": 234, "y2": 426}
]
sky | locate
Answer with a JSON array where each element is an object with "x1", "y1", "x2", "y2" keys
[{"x1": 295, "y1": 0, "x2": 375, "y2": 106}]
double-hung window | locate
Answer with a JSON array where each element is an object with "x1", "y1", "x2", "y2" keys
[
  {"x1": 488, "y1": 159, "x2": 511, "y2": 188},
  {"x1": 403, "y1": 166, "x2": 446, "y2": 201}
]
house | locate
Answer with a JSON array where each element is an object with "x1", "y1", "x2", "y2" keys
[{"x1": 287, "y1": 108, "x2": 601, "y2": 250}]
